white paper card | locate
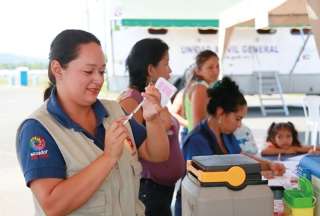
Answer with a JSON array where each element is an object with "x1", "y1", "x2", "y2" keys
[{"x1": 155, "y1": 77, "x2": 177, "y2": 107}]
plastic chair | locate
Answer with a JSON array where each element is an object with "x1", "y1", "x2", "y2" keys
[{"x1": 302, "y1": 95, "x2": 320, "y2": 146}]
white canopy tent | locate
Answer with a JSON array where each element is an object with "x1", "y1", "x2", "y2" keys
[
  {"x1": 109, "y1": 0, "x2": 242, "y2": 20},
  {"x1": 102, "y1": 0, "x2": 242, "y2": 76},
  {"x1": 218, "y1": 0, "x2": 320, "y2": 60},
  {"x1": 86, "y1": 0, "x2": 320, "y2": 93}
]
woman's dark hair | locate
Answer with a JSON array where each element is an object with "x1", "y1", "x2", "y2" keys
[
  {"x1": 266, "y1": 122, "x2": 301, "y2": 147},
  {"x1": 43, "y1": 29, "x2": 101, "y2": 101},
  {"x1": 126, "y1": 38, "x2": 169, "y2": 92},
  {"x1": 207, "y1": 76, "x2": 247, "y2": 115}
]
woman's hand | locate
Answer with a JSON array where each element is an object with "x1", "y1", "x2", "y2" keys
[
  {"x1": 261, "y1": 162, "x2": 285, "y2": 179},
  {"x1": 269, "y1": 162, "x2": 286, "y2": 176},
  {"x1": 261, "y1": 170, "x2": 274, "y2": 179},
  {"x1": 142, "y1": 84, "x2": 162, "y2": 121},
  {"x1": 104, "y1": 117, "x2": 129, "y2": 161}
]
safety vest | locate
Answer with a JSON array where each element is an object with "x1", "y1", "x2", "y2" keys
[{"x1": 29, "y1": 99, "x2": 144, "y2": 216}]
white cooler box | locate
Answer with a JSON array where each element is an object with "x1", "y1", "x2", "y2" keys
[{"x1": 181, "y1": 154, "x2": 273, "y2": 216}]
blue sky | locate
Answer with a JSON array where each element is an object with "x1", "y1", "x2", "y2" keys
[{"x1": 0, "y1": 0, "x2": 89, "y2": 58}]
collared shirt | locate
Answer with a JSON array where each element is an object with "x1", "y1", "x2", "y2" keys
[
  {"x1": 182, "y1": 120, "x2": 241, "y2": 160},
  {"x1": 17, "y1": 89, "x2": 146, "y2": 186}
]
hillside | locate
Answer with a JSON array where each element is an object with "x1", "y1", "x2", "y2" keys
[{"x1": 0, "y1": 53, "x2": 47, "y2": 69}]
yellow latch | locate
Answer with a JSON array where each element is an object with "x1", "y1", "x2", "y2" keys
[{"x1": 187, "y1": 160, "x2": 246, "y2": 188}]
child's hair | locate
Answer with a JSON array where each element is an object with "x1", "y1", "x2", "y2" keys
[{"x1": 266, "y1": 122, "x2": 301, "y2": 147}]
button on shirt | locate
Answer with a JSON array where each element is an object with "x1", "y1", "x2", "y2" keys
[
  {"x1": 17, "y1": 90, "x2": 146, "y2": 186},
  {"x1": 182, "y1": 120, "x2": 241, "y2": 160}
]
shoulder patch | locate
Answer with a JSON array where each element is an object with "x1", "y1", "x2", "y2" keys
[{"x1": 29, "y1": 136, "x2": 48, "y2": 160}]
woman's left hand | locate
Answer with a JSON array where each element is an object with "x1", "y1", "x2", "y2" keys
[
  {"x1": 269, "y1": 162, "x2": 286, "y2": 176},
  {"x1": 142, "y1": 84, "x2": 162, "y2": 121}
]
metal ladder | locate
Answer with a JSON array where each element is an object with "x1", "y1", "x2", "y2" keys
[{"x1": 254, "y1": 71, "x2": 289, "y2": 116}]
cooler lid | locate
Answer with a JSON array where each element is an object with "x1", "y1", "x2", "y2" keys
[{"x1": 192, "y1": 154, "x2": 260, "y2": 174}]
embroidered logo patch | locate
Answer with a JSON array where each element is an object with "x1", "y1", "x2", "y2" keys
[{"x1": 29, "y1": 136, "x2": 48, "y2": 160}]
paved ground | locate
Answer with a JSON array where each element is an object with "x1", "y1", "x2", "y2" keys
[
  {"x1": 0, "y1": 86, "x2": 42, "y2": 216},
  {"x1": 0, "y1": 86, "x2": 308, "y2": 215}
]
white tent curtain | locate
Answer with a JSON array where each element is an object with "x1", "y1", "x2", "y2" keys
[
  {"x1": 218, "y1": 0, "x2": 320, "y2": 61},
  {"x1": 306, "y1": 0, "x2": 320, "y2": 56}
]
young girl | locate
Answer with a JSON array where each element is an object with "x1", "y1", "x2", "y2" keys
[{"x1": 261, "y1": 122, "x2": 320, "y2": 155}]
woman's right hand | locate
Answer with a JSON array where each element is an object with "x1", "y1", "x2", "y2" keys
[
  {"x1": 141, "y1": 84, "x2": 162, "y2": 121},
  {"x1": 104, "y1": 118, "x2": 129, "y2": 161}
]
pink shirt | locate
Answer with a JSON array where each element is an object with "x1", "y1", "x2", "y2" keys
[{"x1": 119, "y1": 88, "x2": 185, "y2": 186}]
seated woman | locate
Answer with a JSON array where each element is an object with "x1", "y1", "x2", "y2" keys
[{"x1": 175, "y1": 76, "x2": 285, "y2": 216}]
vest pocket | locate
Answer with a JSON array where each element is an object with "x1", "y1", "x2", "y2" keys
[
  {"x1": 130, "y1": 160, "x2": 145, "y2": 215},
  {"x1": 73, "y1": 191, "x2": 108, "y2": 215}
]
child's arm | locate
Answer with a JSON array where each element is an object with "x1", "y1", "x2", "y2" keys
[
  {"x1": 261, "y1": 143, "x2": 297, "y2": 155},
  {"x1": 292, "y1": 146, "x2": 313, "y2": 154},
  {"x1": 293, "y1": 146, "x2": 320, "y2": 154}
]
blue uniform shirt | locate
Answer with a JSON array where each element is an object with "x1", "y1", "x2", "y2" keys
[
  {"x1": 182, "y1": 120, "x2": 241, "y2": 160},
  {"x1": 17, "y1": 89, "x2": 147, "y2": 186}
]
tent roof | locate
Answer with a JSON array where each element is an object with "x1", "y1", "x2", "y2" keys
[
  {"x1": 111, "y1": 0, "x2": 243, "y2": 20},
  {"x1": 269, "y1": 0, "x2": 310, "y2": 26},
  {"x1": 113, "y1": 0, "x2": 311, "y2": 27}
]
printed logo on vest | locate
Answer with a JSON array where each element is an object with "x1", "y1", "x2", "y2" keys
[{"x1": 29, "y1": 136, "x2": 48, "y2": 160}]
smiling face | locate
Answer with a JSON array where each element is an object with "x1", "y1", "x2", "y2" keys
[
  {"x1": 274, "y1": 128, "x2": 293, "y2": 149},
  {"x1": 55, "y1": 42, "x2": 106, "y2": 106},
  {"x1": 220, "y1": 105, "x2": 247, "y2": 134},
  {"x1": 196, "y1": 56, "x2": 220, "y2": 84}
]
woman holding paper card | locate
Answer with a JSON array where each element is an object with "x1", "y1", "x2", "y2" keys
[
  {"x1": 119, "y1": 38, "x2": 185, "y2": 216},
  {"x1": 16, "y1": 30, "x2": 169, "y2": 216}
]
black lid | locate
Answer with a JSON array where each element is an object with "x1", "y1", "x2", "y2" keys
[{"x1": 192, "y1": 154, "x2": 261, "y2": 174}]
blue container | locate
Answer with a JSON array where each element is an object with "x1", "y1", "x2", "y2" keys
[
  {"x1": 297, "y1": 155, "x2": 320, "y2": 180},
  {"x1": 20, "y1": 70, "x2": 28, "y2": 86}
]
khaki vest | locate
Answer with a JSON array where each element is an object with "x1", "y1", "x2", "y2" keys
[{"x1": 28, "y1": 99, "x2": 144, "y2": 216}]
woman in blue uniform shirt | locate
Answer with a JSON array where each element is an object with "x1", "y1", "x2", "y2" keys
[
  {"x1": 182, "y1": 77, "x2": 285, "y2": 172},
  {"x1": 16, "y1": 29, "x2": 169, "y2": 216},
  {"x1": 175, "y1": 76, "x2": 285, "y2": 216}
]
